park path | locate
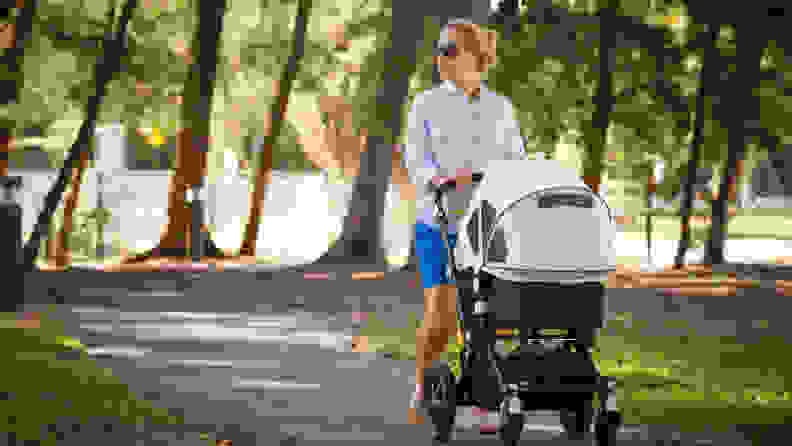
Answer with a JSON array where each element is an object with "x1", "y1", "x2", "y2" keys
[{"x1": 21, "y1": 269, "x2": 765, "y2": 445}]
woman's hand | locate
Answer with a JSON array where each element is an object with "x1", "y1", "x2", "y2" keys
[
  {"x1": 431, "y1": 176, "x2": 452, "y2": 187},
  {"x1": 431, "y1": 169, "x2": 473, "y2": 190},
  {"x1": 454, "y1": 167, "x2": 474, "y2": 190}
]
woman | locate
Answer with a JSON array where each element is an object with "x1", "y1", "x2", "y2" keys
[{"x1": 406, "y1": 18, "x2": 525, "y2": 426}]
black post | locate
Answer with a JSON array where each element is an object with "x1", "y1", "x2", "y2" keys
[
  {"x1": 647, "y1": 195, "x2": 653, "y2": 266},
  {"x1": 95, "y1": 171, "x2": 106, "y2": 260},
  {"x1": 1, "y1": 176, "x2": 23, "y2": 311},
  {"x1": 189, "y1": 184, "x2": 204, "y2": 263}
]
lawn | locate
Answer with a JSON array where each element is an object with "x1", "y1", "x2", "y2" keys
[
  {"x1": 605, "y1": 177, "x2": 792, "y2": 246},
  {"x1": 2, "y1": 306, "x2": 186, "y2": 444},
  {"x1": 617, "y1": 216, "x2": 792, "y2": 253},
  {"x1": 357, "y1": 310, "x2": 792, "y2": 436}
]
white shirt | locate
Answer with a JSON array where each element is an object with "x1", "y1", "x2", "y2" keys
[{"x1": 405, "y1": 80, "x2": 525, "y2": 232}]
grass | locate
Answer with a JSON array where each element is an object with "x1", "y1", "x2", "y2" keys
[
  {"x1": 606, "y1": 176, "x2": 792, "y2": 249},
  {"x1": 618, "y1": 215, "x2": 792, "y2": 242},
  {"x1": 616, "y1": 255, "x2": 650, "y2": 266},
  {"x1": 2, "y1": 306, "x2": 186, "y2": 444},
  {"x1": 357, "y1": 310, "x2": 792, "y2": 434}
]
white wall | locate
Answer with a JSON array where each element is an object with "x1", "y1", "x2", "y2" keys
[{"x1": 9, "y1": 169, "x2": 412, "y2": 265}]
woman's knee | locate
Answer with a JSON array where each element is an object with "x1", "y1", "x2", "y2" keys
[
  {"x1": 424, "y1": 286, "x2": 456, "y2": 321},
  {"x1": 424, "y1": 317, "x2": 457, "y2": 345}
]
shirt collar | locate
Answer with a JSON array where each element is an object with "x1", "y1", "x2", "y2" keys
[{"x1": 442, "y1": 80, "x2": 487, "y2": 101}]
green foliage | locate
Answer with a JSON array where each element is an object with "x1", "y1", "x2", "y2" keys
[
  {"x1": 258, "y1": 119, "x2": 319, "y2": 172},
  {"x1": 67, "y1": 207, "x2": 114, "y2": 258},
  {"x1": 5, "y1": 0, "x2": 788, "y2": 211}
]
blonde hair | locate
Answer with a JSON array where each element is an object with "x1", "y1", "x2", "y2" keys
[{"x1": 438, "y1": 18, "x2": 497, "y2": 72}]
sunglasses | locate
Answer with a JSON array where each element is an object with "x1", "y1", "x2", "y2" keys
[{"x1": 437, "y1": 43, "x2": 460, "y2": 59}]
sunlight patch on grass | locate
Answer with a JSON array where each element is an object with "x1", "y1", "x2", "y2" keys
[
  {"x1": 56, "y1": 335, "x2": 85, "y2": 350},
  {"x1": 254, "y1": 255, "x2": 282, "y2": 264},
  {"x1": 1, "y1": 307, "x2": 184, "y2": 445},
  {"x1": 357, "y1": 309, "x2": 792, "y2": 431},
  {"x1": 386, "y1": 255, "x2": 408, "y2": 266}
]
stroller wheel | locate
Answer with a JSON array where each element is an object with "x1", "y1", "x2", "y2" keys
[
  {"x1": 423, "y1": 362, "x2": 457, "y2": 444},
  {"x1": 561, "y1": 399, "x2": 595, "y2": 440},
  {"x1": 498, "y1": 413, "x2": 524, "y2": 446},
  {"x1": 594, "y1": 410, "x2": 622, "y2": 445},
  {"x1": 498, "y1": 395, "x2": 523, "y2": 445}
]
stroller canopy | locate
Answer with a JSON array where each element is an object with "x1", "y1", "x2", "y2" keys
[
  {"x1": 473, "y1": 159, "x2": 590, "y2": 213},
  {"x1": 456, "y1": 159, "x2": 617, "y2": 283}
]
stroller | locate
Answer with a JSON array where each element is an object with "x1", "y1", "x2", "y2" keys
[{"x1": 422, "y1": 159, "x2": 622, "y2": 445}]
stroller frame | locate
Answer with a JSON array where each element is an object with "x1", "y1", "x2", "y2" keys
[{"x1": 424, "y1": 174, "x2": 622, "y2": 445}]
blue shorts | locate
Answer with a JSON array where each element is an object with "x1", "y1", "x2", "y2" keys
[{"x1": 415, "y1": 223, "x2": 458, "y2": 290}]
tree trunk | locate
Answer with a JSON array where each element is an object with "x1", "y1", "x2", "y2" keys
[
  {"x1": 21, "y1": 0, "x2": 137, "y2": 271},
  {"x1": 673, "y1": 23, "x2": 719, "y2": 269},
  {"x1": 493, "y1": 0, "x2": 520, "y2": 41},
  {"x1": 755, "y1": 129, "x2": 792, "y2": 196},
  {"x1": 46, "y1": 210, "x2": 56, "y2": 264},
  {"x1": 125, "y1": 0, "x2": 228, "y2": 263},
  {"x1": 0, "y1": 0, "x2": 37, "y2": 178},
  {"x1": 239, "y1": 0, "x2": 313, "y2": 257},
  {"x1": 704, "y1": 20, "x2": 767, "y2": 265},
  {"x1": 53, "y1": 149, "x2": 91, "y2": 267},
  {"x1": 0, "y1": 129, "x2": 9, "y2": 178},
  {"x1": 312, "y1": 2, "x2": 436, "y2": 269},
  {"x1": 581, "y1": 0, "x2": 617, "y2": 195},
  {"x1": 767, "y1": 144, "x2": 792, "y2": 194},
  {"x1": 391, "y1": 144, "x2": 418, "y2": 271}
]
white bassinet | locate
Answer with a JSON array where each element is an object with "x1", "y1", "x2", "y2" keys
[{"x1": 454, "y1": 159, "x2": 617, "y2": 284}]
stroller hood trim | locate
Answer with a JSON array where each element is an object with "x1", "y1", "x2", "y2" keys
[
  {"x1": 473, "y1": 159, "x2": 589, "y2": 213},
  {"x1": 454, "y1": 159, "x2": 617, "y2": 281}
]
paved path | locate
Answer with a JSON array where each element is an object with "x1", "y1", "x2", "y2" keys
[
  {"x1": 42, "y1": 302, "x2": 670, "y2": 445},
  {"x1": 22, "y1": 271, "x2": 768, "y2": 445}
]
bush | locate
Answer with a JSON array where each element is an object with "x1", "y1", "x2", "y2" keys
[{"x1": 69, "y1": 208, "x2": 114, "y2": 259}]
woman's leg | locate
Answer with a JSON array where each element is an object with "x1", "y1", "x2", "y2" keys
[
  {"x1": 410, "y1": 226, "x2": 459, "y2": 425},
  {"x1": 415, "y1": 283, "x2": 458, "y2": 389},
  {"x1": 411, "y1": 283, "x2": 458, "y2": 427}
]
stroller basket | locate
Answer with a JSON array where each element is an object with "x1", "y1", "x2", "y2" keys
[{"x1": 456, "y1": 269, "x2": 604, "y2": 346}]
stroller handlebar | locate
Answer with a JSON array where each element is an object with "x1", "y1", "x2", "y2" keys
[{"x1": 430, "y1": 172, "x2": 484, "y2": 195}]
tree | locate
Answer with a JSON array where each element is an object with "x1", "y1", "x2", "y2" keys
[
  {"x1": 21, "y1": 0, "x2": 139, "y2": 271},
  {"x1": 703, "y1": 15, "x2": 769, "y2": 265},
  {"x1": 123, "y1": 0, "x2": 228, "y2": 263},
  {"x1": 580, "y1": 0, "x2": 617, "y2": 195},
  {"x1": 308, "y1": 2, "x2": 406, "y2": 268},
  {"x1": 752, "y1": 36, "x2": 792, "y2": 196},
  {"x1": 30, "y1": 0, "x2": 360, "y2": 264},
  {"x1": 0, "y1": 0, "x2": 38, "y2": 178},
  {"x1": 673, "y1": 21, "x2": 720, "y2": 269},
  {"x1": 308, "y1": 0, "x2": 490, "y2": 270},
  {"x1": 52, "y1": 0, "x2": 120, "y2": 267},
  {"x1": 238, "y1": 0, "x2": 313, "y2": 257}
]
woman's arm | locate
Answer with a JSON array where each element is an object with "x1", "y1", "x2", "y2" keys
[
  {"x1": 404, "y1": 94, "x2": 441, "y2": 193},
  {"x1": 503, "y1": 98, "x2": 526, "y2": 159}
]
